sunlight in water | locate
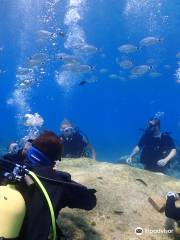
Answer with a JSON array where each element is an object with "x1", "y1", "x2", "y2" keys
[
  {"x1": 123, "y1": 0, "x2": 166, "y2": 33},
  {"x1": 56, "y1": 0, "x2": 88, "y2": 92},
  {"x1": 124, "y1": 0, "x2": 163, "y2": 15},
  {"x1": 7, "y1": 0, "x2": 44, "y2": 136}
]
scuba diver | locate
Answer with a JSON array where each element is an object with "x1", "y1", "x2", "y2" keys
[
  {"x1": 0, "y1": 130, "x2": 96, "y2": 240},
  {"x1": 3, "y1": 139, "x2": 33, "y2": 164},
  {"x1": 126, "y1": 118, "x2": 176, "y2": 173},
  {"x1": 165, "y1": 192, "x2": 180, "y2": 238},
  {"x1": 60, "y1": 119, "x2": 96, "y2": 160},
  {"x1": 165, "y1": 192, "x2": 180, "y2": 220},
  {"x1": 8, "y1": 142, "x2": 20, "y2": 154}
]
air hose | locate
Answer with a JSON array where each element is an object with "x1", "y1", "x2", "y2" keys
[{"x1": 28, "y1": 171, "x2": 57, "y2": 240}]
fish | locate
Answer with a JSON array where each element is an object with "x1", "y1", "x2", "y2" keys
[
  {"x1": 109, "y1": 74, "x2": 119, "y2": 79},
  {"x1": 118, "y1": 59, "x2": 133, "y2": 69},
  {"x1": 128, "y1": 74, "x2": 139, "y2": 80},
  {"x1": 113, "y1": 210, "x2": 124, "y2": 215},
  {"x1": 163, "y1": 64, "x2": 171, "y2": 69},
  {"x1": 62, "y1": 63, "x2": 79, "y2": 72},
  {"x1": 77, "y1": 64, "x2": 94, "y2": 73},
  {"x1": 176, "y1": 52, "x2": 180, "y2": 58},
  {"x1": 30, "y1": 53, "x2": 48, "y2": 62},
  {"x1": 119, "y1": 76, "x2": 126, "y2": 81},
  {"x1": 139, "y1": 36, "x2": 163, "y2": 47},
  {"x1": 131, "y1": 65, "x2": 152, "y2": 76},
  {"x1": 0, "y1": 69, "x2": 6, "y2": 74},
  {"x1": 99, "y1": 68, "x2": 108, "y2": 74},
  {"x1": 146, "y1": 58, "x2": 155, "y2": 64},
  {"x1": 62, "y1": 63, "x2": 94, "y2": 73},
  {"x1": 79, "y1": 80, "x2": 87, "y2": 86},
  {"x1": 55, "y1": 53, "x2": 79, "y2": 63},
  {"x1": 149, "y1": 72, "x2": 161, "y2": 78},
  {"x1": 135, "y1": 178, "x2": 148, "y2": 186},
  {"x1": 35, "y1": 30, "x2": 56, "y2": 41},
  {"x1": 75, "y1": 44, "x2": 98, "y2": 54},
  {"x1": 79, "y1": 76, "x2": 98, "y2": 86},
  {"x1": 27, "y1": 59, "x2": 46, "y2": 68},
  {"x1": 88, "y1": 76, "x2": 98, "y2": 83},
  {"x1": 56, "y1": 28, "x2": 65, "y2": 37},
  {"x1": 97, "y1": 177, "x2": 103, "y2": 180},
  {"x1": 118, "y1": 44, "x2": 139, "y2": 54}
]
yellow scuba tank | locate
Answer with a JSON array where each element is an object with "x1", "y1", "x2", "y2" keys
[
  {"x1": 0, "y1": 160, "x2": 56, "y2": 240},
  {"x1": 0, "y1": 184, "x2": 26, "y2": 238}
]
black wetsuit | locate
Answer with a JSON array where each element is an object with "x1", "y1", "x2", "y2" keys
[
  {"x1": 61, "y1": 132, "x2": 88, "y2": 158},
  {"x1": 3, "y1": 149, "x2": 25, "y2": 164},
  {"x1": 165, "y1": 196, "x2": 180, "y2": 221},
  {"x1": 0, "y1": 159, "x2": 96, "y2": 240},
  {"x1": 138, "y1": 132, "x2": 175, "y2": 172}
]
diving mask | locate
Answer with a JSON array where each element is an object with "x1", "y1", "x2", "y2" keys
[{"x1": 62, "y1": 126, "x2": 74, "y2": 136}]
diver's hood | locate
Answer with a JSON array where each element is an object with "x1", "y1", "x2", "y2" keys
[{"x1": 26, "y1": 146, "x2": 51, "y2": 166}]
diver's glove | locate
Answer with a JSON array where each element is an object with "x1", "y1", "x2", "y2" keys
[{"x1": 166, "y1": 191, "x2": 179, "y2": 200}]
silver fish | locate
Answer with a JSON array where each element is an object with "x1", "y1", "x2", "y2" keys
[
  {"x1": 131, "y1": 65, "x2": 152, "y2": 75},
  {"x1": 55, "y1": 53, "x2": 79, "y2": 63},
  {"x1": 27, "y1": 59, "x2": 46, "y2": 68},
  {"x1": 76, "y1": 44, "x2": 98, "y2": 54},
  {"x1": 118, "y1": 44, "x2": 138, "y2": 54},
  {"x1": 30, "y1": 53, "x2": 48, "y2": 62},
  {"x1": 62, "y1": 63, "x2": 93, "y2": 73},
  {"x1": 118, "y1": 59, "x2": 133, "y2": 69},
  {"x1": 36, "y1": 30, "x2": 56, "y2": 40},
  {"x1": 128, "y1": 74, "x2": 139, "y2": 80},
  {"x1": 99, "y1": 68, "x2": 108, "y2": 74},
  {"x1": 119, "y1": 76, "x2": 126, "y2": 81},
  {"x1": 109, "y1": 74, "x2": 119, "y2": 79},
  {"x1": 140, "y1": 37, "x2": 162, "y2": 46},
  {"x1": 146, "y1": 58, "x2": 155, "y2": 64},
  {"x1": 163, "y1": 65, "x2": 171, "y2": 69},
  {"x1": 149, "y1": 72, "x2": 161, "y2": 78}
]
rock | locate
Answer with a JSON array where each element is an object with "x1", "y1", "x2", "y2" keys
[{"x1": 56, "y1": 158, "x2": 180, "y2": 240}]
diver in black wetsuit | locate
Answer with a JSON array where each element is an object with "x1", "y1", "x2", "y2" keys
[
  {"x1": 1, "y1": 131, "x2": 96, "y2": 240},
  {"x1": 60, "y1": 119, "x2": 96, "y2": 160},
  {"x1": 165, "y1": 191, "x2": 180, "y2": 237},
  {"x1": 3, "y1": 139, "x2": 33, "y2": 164},
  {"x1": 126, "y1": 118, "x2": 176, "y2": 173},
  {"x1": 165, "y1": 192, "x2": 180, "y2": 220}
]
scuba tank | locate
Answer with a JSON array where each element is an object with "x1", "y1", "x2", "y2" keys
[
  {"x1": 0, "y1": 184, "x2": 25, "y2": 238},
  {"x1": 0, "y1": 160, "x2": 57, "y2": 240}
]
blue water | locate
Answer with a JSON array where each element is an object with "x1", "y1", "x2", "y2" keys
[{"x1": 0, "y1": 0, "x2": 180, "y2": 163}]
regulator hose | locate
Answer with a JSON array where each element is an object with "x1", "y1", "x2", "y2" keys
[{"x1": 28, "y1": 171, "x2": 57, "y2": 240}]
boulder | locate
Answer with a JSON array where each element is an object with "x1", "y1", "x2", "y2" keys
[{"x1": 55, "y1": 158, "x2": 180, "y2": 240}]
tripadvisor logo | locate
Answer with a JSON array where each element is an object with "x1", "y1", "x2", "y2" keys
[{"x1": 135, "y1": 227, "x2": 143, "y2": 235}]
